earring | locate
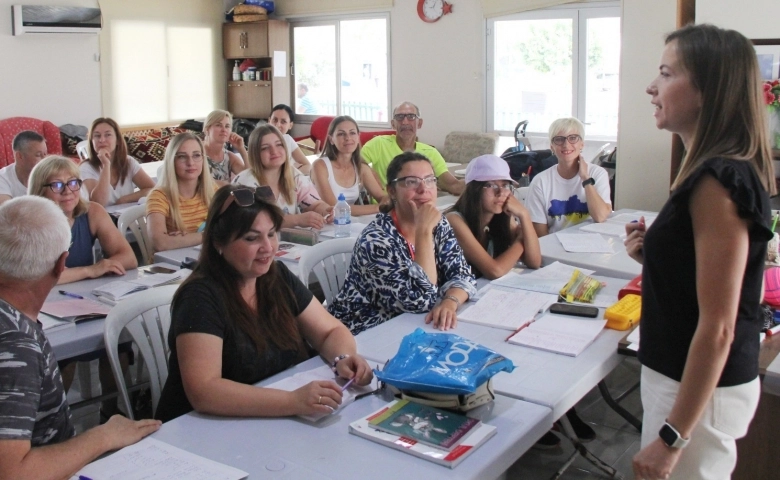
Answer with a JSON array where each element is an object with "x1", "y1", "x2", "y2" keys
[{"x1": 218, "y1": 249, "x2": 223, "y2": 255}]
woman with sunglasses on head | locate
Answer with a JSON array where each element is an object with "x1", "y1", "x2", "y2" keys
[
  {"x1": 202, "y1": 109, "x2": 247, "y2": 184},
  {"x1": 233, "y1": 124, "x2": 332, "y2": 229},
  {"x1": 80, "y1": 117, "x2": 155, "y2": 207},
  {"x1": 328, "y1": 152, "x2": 476, "y2": 335},
  {"x1": 269, "y1": 104, "x2": 313, "y2": 175},
  {"x1": 627, "y1": 25, "x2": 774, "y2": 480},
  {"x1": 311, "y1": 115, "x2": 388, "y2": 216},
  {"x1": 146, "y1": 133, "x2": 217, "y2": 253},
  {"x1": 526, "y1": 117, "x2": 612, "y2": 237},
  {"x1": 446, "y1": 154, "x2": 541, "y2": 278},
  {"x1": 155, "y1": 185, "x2": 373, "y2": 422},
  {"x1": 29, "y1": 156, "x2": 137, "y2": 285}
]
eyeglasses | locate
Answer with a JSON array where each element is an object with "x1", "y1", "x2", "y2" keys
[
  {"x1": 392, "y1": 175, "x2": 438, "y2": 189},
  {"x1": 551, "y1": 134, "x2": 583, "y2": 146},
  {"x1": 482, "y1": 183, "x2": 514, "y2": 195},
  {"x1": 393, "y1": 113, "x2": 419, "y2": 122},
  {"x1": 218, "y1": 185, "x2": 275, "y2": 217},
  {"x1": 44, "y1": 179, "x2": 82, "y2": 194}
]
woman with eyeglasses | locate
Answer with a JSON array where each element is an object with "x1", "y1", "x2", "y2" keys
[
  {"x1": 155, "y1": 184, "x2": 373, "y2": 422},
  {"x1": 202, "y1": 109, "x2": 247, "y2": 184},
  {"x1": 29, "y1": 155, "x2": 137, "y2": 284},
  {"x1": 526, "y1": 117, "x2": 612, "y2": 236},
  {"x1": 80, "y1": 117, "x2": 155, "y2": 207},
  {"x1": 146, "y1": 133, "x2": 217, "y2": 253},
  {"x1": 233, "y1": 124, "x2": 332, "y2": 229},
  {"x1": 328, "y1": 151, "x2": 476, "y2": 335},
  {"x1": 445, "y1": 154, "x2": 541, "y2": 278},
  {"x1": 311, "y1": 115, "x2": 388, "y2": 216}
]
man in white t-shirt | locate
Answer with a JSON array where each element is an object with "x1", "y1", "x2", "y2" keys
[
  {"x1": 0, "y1": 131, "x2": 47, "y2": 205},
  {"x1": 527, "y1": 117, "x2": 612, "y2": 236}
]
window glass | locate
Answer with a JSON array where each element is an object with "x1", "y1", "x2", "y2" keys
[
  {"x1": 293, "y1": 25, "x2": 336, "y2": 116},
  {"x1": 584, "y1": 17, "x2": 621, "y2": 137},
  {"x1": 339, "y1": 19, "x2": 388, "y2": 122}
]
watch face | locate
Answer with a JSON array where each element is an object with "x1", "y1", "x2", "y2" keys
[{"x1": 659, "y1": 424, "x2": 678, "y2": 447}]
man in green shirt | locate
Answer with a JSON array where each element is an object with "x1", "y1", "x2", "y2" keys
[{"x1": 362, "y1": 102, "x2": 464, "y2": 195}]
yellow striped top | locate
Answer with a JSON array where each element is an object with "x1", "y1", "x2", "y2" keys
[{"x1": 145, "y1": 189, "x2": 210, "y2": 234}]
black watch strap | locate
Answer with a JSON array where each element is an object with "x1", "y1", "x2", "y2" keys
[{"x1": 582, "y1": 177, "x2": 595, "y2": 188}]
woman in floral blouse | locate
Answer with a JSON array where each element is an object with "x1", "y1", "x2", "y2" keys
[{"x1": 328, "y1": 151, "x2": 476, "y2": 335}]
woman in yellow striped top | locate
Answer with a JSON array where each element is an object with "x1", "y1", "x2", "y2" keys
[{"x1": 146, "y1": 132, "x2": 217, "y2": 253}]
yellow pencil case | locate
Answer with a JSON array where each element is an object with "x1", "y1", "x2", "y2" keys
[{"x1": 605, "y1": 294, "x2": 642, "y2": 330}]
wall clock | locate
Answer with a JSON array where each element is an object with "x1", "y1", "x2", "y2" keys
[{"x1": 417, "y1": 0, "x2": 452, "y2": 23}]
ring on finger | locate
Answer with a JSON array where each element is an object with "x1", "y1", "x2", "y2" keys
[{"x1": 318, "y1": 395, "x2": 322, "y2": 404}]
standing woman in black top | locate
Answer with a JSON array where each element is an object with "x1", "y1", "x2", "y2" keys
[{"x1": 626, "y1": 24, "x2": 775, "y2": 479}]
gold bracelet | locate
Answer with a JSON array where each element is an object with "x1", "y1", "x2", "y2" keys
[{"x1": 442, "y1": 294, "x2": 461, "y2": 306}]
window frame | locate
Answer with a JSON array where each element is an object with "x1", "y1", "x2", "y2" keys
[
  {"x1": 485, "y1": 1, "x2": 620, "y2": 141},
  {"x1": 289, "y1": 12, "x2": 392, "y2": 128}
]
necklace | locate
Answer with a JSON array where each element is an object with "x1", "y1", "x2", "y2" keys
[{"x1": 390, "y1": 209, "x2": 415, "y2": 261}]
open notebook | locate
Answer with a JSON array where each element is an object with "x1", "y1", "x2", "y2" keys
[
  {"x1": 92, "y1": 269, "x2": 190, "y2": 305},
  {"x1": 507, "y1": 312, "x2": 607, "y2": 357}
]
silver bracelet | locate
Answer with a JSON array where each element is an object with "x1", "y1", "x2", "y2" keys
[{"x1": 441, "y1": 294, "x2": 461, "y2": 307}]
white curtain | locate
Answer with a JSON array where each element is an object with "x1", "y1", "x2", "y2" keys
[
  {"x1": 276, "y1": 0, "x2": 394, "y2": 17},
  {"x1": 481, "y1": 0, "x2": 580, "y2": 18},
  {"x1": 98, "y1": 0, "x2": 224, "y2": 125}
]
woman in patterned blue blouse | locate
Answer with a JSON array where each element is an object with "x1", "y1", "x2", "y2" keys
[{"x1": 328, "y1": 151, "x2": 477, "y2": 335}]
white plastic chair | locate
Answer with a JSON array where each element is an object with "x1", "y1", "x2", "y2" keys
[
  {"x1": 514, "y1": 186, "x2": 530, "y2": 205},
  {"x1": 76, "y1": 139, "x2": 89, "y2": 162},
  {"x1": 297, "y1": 237, "x2": 357, "y2": 305},
  {"x1": 117, "y1": 204, "x2": 153, "y2": 265},
  {"x1": 104, "y1": 284, "x2": 178, "y2": 419}
]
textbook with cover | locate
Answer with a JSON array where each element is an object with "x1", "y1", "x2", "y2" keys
[
  {"x1": 368, "y1": 399, "x2": 481, "y2": 451},
  {"x1": 349, "y1": 400, "x2": 496, "y2": 468}
]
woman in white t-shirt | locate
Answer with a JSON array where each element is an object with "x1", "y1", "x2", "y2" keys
[
  {"x1": 202, "y1": 109, "x2": 247, "y2": 185},
  {"x1": 269, "y1": 104, "x2": 312, "y2": 175},
  {"x1": 311, "y1": 115, "x2": 387, "y2": 216},
  {"x1": 233, "y1": 124, "x2": 332, "y2": 229},
  {"x1": 80, "y1": 117, "x2": 155, "y2": 207}
]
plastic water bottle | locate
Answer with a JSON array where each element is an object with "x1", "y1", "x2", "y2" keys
[{"x1": 334, "y1": 193, "x2": 351, "y2": 238}]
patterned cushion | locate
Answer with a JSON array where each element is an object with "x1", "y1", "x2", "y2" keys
[
  {"x1": 60, "y1": 132, "x2": 80, "y2": 157},
  {"x1": 124, "y1": 127, "x2": 203, "y2": 163}
]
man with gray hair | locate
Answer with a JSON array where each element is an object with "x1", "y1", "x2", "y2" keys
[
  {"x1": 0, "y1": 196, "x2": 160, "y2": 478},
  {"x1": 362, "y1": 101, "x2": 464, "y2": 195},
  {"x1": 0, "y1": 131, "x2": 48, "y2": 204}
]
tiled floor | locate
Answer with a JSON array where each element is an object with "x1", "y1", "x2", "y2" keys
[
  {"x1": 507, "y1": 357, "x2": 643, "y2": 479},
  {"x1": 69, "y1": 357, "x2": 643, "y2": 479}
]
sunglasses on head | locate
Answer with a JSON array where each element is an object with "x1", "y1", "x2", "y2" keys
[{"x1": 218, "y1": 185, "x2": 274, "y2": 217}]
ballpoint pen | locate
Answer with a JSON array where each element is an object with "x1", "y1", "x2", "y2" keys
[
  {"x1": 341, "y1": 377, "x2": 356, "y2": 391},
  {"x1": 59, "y1": 290, "x2": 84, "y2": 299}
]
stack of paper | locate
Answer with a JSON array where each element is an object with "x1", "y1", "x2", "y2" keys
[
  {"x1": 490, "y1": 262, "x2": 595, "y2": 295},
  {"x1": 507, "y1": 312, "x2": 607, "y2": 357},
  {"x1": 40, "y1": 298, "x2": 111, "y2": 323},
  {"x1": 73, "y1": 437, "x2": 248, "y2": 480},
  {"x1": 556, "y1": 233, "x2": 614, "y2": 253},
  {"x1": 458, "y1": 288, "x2": 557, "y2": 330}
]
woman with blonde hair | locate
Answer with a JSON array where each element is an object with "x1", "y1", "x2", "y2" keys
[
  {"x1": 146, "y1": 132, "x2": 217, "y2": 252},
  {"x1": 29, "y1": 155, "x2": 137, "y2": 284},
  {"x1": 202, "y1": 109, "x2": 247, "y2": 184},
  {"x1": 311, "y1": 115, "x2": 388, "y2": 216},
  {"x1": 80, "y1": 117, "x2": 155, "y2": 207},
  {"x1": 233, "y1": 124, "x2": 332, "y2": 229},
  {"x1": 627, "y1": 24, "x2": 775, "y2": 479}
]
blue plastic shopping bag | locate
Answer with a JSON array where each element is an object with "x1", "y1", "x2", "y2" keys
[{"x1": 374, "y1": 328, "x2": 515, "y2": 395}]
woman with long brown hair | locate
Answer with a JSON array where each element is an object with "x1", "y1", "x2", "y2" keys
[{"x1": 155, "y1": 184, "x2": 372, "y2": 422}]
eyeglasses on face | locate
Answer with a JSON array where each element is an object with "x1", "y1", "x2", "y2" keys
[
  {"x1": 551, "y1": 134, "x2": 582, "y2": 146},
  {"x1": 44, "y1": 179, "x2": 82, "y2": 194},
  {"x1": 218, "y1": 185, "x2": 275, "y2": 217},
  {"x1": 393, "y1": 113, "x2": 419, "y2": 122},
  {"x1": 392, "y1": 175, "x2": 437, "y2": 189},
  {"x1": 482, "y1": 182, "x2": 514, "y2": 195}
]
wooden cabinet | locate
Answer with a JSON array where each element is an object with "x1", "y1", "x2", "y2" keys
[{"x1": 222, "y1": 20, "x2": 290, "y2": 120}]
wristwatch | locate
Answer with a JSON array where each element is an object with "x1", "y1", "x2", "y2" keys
[
  {"x1": 659, "y1": 421, "x2": 689, "y2": 449},
  {"x1": 582, "y1": 177, "x2": 595, "y2": 188}
]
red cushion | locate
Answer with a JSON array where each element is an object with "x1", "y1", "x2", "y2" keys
[
  {"x1": 360, "y1": 130, "x2": 395, "y2": 145},
  {"x1": 0, "y1": 117, "x2": 63, "y2": 168}
]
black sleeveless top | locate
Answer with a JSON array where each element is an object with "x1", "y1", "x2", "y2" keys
[{"x1": 638, "y1": 157, "x2": 772, "y2": 387}]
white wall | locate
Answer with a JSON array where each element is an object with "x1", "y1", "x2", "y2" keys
[
  {"x1": 613, "y1": 0, "x2": 677, "y2": 211},
  {"x1": 697, "y1": 0, "x2": 778, "y2": 38},
  {"x1": 0, "y1": 0, "x2": 102, "y2": 127}
]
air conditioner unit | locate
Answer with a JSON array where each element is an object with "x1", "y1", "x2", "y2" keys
[{"x1": 12, "y1": 5, "x2": 101, "y2": 35}]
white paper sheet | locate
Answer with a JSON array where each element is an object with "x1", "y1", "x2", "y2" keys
[
  {"x1": 607, "y1": 212, "x2": 657, "y2": 227},
  {"x1": 578, "y1": 222, "x2": 628, "y2": 237},
  {"x1": 273, "y1": 50, "x2": 286, "y2": 77},
  {"x1": 556, "y1": 233, "x2": 614, "y2": 253},
  {"x1": 458, "y1": 288, "x2": 557, "y2": 330},
  {"x1": 73, "y1": 437, "x2": 248, "y2": 480},
  {"x1": 507, "y1": 313, "x2": 607, "y2": 357}
]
